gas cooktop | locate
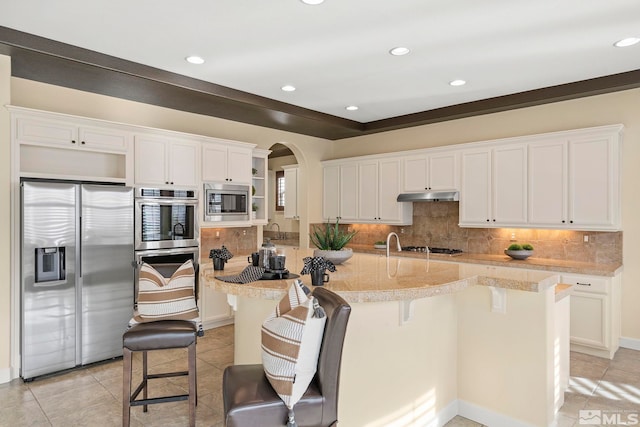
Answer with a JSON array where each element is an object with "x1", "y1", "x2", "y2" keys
[{"x1": 401, "y1": 246, "x2": 463, "y2": 256}]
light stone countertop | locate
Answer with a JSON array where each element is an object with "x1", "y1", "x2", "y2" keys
[
  {"x1": 348, "y1": 244, "x2": 623, "y2": 276},
  {"x1": 202, "y1": 247, "x2": 562, "y2": 303}
]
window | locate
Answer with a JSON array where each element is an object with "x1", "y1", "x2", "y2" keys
[{"x1": 275, "y1": 170, "x2": 285, "y2": 211}]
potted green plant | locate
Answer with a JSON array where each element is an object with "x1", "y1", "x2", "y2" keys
[
  {"x1": 374, "y1": 240, "x2": 387, "y2": 249},
  {"x1": 504, "y1": 243, "x2": 534, "y2": 260},
  {"x1": 309, "y1": 219, "x2": 357, "y2": 264}
]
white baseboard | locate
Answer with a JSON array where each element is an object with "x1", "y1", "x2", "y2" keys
[
  {"x1": 458, "y1": 400, "x2": 541, "y2": 427},
  {"x1": 202, "y1": 317, "x2": 234, "y2": 331},
  {"x1": 619, "y1": 336, "x2": 640, "y2": 351},
  {"x1": 0, "y1": 367, "x2": 13, "y2": 385}
]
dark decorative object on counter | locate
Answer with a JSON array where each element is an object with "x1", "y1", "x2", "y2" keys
[
  {"x1": 209, "y1": 246, "x2": 234, "y2": 270},
  {"x1": 300, "y1": 256, "x2": 336, "y2": 286}
]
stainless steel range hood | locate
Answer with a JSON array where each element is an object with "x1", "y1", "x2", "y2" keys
[{"x1": 397, "y1": 190, "x2": 459, "y2": 202}]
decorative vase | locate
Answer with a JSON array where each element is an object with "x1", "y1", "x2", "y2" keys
[
  {"x1": 312, "y1": 248, "x2": 353, "y2": 265},
  {"x1": 504, "y1": 249, "x2": 533, "y2": 260},
  {"x1": 213, "y1": 257, "x2": 225, "y2": 270}
]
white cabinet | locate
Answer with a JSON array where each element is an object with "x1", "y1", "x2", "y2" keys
[
  {"x1": 323, "y1": 165, "x2": 341, "y2": 221},
  {"x1": 16, "y1": 116, "x2": 130, "y2": 153},
  {"x1": 358, "y1": 158, "x2": 411, "y2": 223},
  {"x1": 528, "y1": 129, "x2": 621, "y2": 230},
  {"x1": 198, "y1": 285, "x2": 233, "y2": 330},
  {"x1": 564, "y1": 273, "x2": 621, "y2": 359},
  {"x1": 339, "y1": 163, "x2": 359, "y2": 222},
  {"x1": 134, "y1": 135, "x2": 200, "y2": 187},
  {"x1": 322, "y1": 158, "x2": 411, "y2": 225},
  {"x1": 251, "y1": 150, "x2": 269, "y2": 225},
  {"x1": 13, "y1": 111, "x2": 132, "y2": 183},
  {"x1": 402, "y1": 151, "x2": 459, "y2": 192},
  {"x1": 202, "y1": 142, "x2": 252, "y2": 184},
  {"x1": 283, "y1": 165, "x2": 300, "y2": 219},
  {"x1": 460, "y1": 144, "x2": 527, "y2": 227}
]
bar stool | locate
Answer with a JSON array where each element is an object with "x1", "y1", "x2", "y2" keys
[{"x1": 122, "y1": 319, "x2": 198, "y2": 427}]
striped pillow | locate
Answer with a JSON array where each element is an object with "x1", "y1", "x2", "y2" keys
[
  {"x1": 261, "y1": 281, "x2": 326, "y2": 409},
  {"x1": 131, "y1": 260, "x2": 200, "y2": 327}
]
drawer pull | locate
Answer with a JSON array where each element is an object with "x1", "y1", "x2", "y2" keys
[{"x1": 576, "y1": 282, "x2": 592, "y2": 286}]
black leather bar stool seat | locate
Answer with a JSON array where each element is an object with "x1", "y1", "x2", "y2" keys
[{"x1": 122, "y1": 320, "x2": 198, "y2": 427}]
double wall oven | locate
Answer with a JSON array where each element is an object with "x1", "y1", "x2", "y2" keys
[{"x1": 134, "y1": 188, "x2": 200, "y2": 304}]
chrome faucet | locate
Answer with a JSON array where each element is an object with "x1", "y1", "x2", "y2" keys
[
  {"x1": 386, "y1": 232, "x2": 402, "y2": 257},
  {"x1": 270, "y1": 222, "x2": 281, "y2": 240}
]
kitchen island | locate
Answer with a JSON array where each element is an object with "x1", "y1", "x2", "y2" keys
[{"x1": 203, "y1": 248, "x2": 570, "y2": 427}]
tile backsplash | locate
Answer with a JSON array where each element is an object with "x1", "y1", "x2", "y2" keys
[
  {"x1": 201, "y1": 227, "x2": 257, "y2": 260},
  {"x1": 311, "y1": 202, "x2": 622, "y2": 264}
]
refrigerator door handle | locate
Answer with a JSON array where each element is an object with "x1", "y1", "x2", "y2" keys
[{"x1": 78, "y1": 216, "x2": 82, "y2": 278}]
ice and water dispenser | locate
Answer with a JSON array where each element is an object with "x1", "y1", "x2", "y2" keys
[{"x1": 35, "y1": 247, "x2": 66, "y2": 283}]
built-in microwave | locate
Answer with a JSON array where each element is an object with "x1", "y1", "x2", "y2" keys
[{"x1": 203, "y1": 183, "x2": 250, "y2": 222}]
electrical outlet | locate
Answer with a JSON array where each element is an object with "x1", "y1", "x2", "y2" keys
[
  {"x1": 216, "y1": 231, "x2": 220, "y2": 238},
  {"x1": 243, "y1": 230, "x2": 247, "y2": 236},
  {"x1": 510, "y1": 232, "x2": 516, "y2": 241},
  {"x1": 584, "y1": 235, "x2": 589, "y2": 243}
]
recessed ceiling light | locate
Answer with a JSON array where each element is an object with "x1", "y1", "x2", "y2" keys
[
  {"x1": 389, "y1": 47, "x2": 410, "y2": 56},
  {"x1": 281, "y1": 85, "x2": 296, "y2": 92},
  {"x1": 185, "y1": 56, "x2": 205, "y2": 65},
  {"x1": 449, "y1": 79, "x2": 466, "y2": 87},
  {"x1": 300, "y1": 0, "x2": 325, "y2": 4},
  {"x1": 345, "y1": 105, "x2": 359, "y2": 111},
  {"x1": 614, "y1": 37, "x2": 640, "y2": 47}
]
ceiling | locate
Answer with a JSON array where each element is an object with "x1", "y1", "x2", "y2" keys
[{"x1": 1, "y1": 0, "x2": 639, "y2": 139}]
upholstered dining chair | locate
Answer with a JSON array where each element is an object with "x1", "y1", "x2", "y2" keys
[
  {"x1": 122, "y1": 261, "x2": 201, "y2": 427},
  {"x1": 222, "y1": 286, "x2": 352, "y2": 427}
]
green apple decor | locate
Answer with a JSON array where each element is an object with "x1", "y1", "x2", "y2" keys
[{"x1": 505, "y1": 243, "x2": 534, "y2": 260}]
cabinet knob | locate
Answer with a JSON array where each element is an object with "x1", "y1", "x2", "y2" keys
[
  {"x1": 492, "y1": 219, "x2": 496, "y2": 222},
  {"x1": 71, "y1": 140, "x2": 76, "y2": 144},
  {"x1": 562, "y1": 220, "x2": 565, "y2": 223},
  {"x1": 486, "y1": 219, "x2": 490, "y2": 222},
  {"x1": 81, "y1": 141, "x2": 85, "y2": 145},
  {"x1": 570, "y1": 220, "x2": 574, "y2": 224}
]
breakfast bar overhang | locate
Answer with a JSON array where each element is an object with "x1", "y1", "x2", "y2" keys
[{"x1": 203, "y1": 248, "x2": 571, "y2": 427}]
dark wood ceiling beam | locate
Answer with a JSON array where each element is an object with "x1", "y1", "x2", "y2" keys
[{"x1": 364, "y1": 69, "x2": 640, "y2": 134}]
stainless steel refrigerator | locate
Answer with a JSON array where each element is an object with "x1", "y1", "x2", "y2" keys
[{"x1": 21, "y1": 181, "x2": 134, "y2": 379}]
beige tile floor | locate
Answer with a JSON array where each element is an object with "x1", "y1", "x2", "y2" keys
[{"x1": 1, "y1": 325, "x2": 638, "y2": 427}]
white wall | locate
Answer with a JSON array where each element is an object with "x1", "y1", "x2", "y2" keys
[{"x1": 0, "y1": 55, "x2": 12, "y2": 382}]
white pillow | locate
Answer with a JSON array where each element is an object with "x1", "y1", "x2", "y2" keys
[{"x1": 261, "y1": 281, "x2": 327, "y2": 409}]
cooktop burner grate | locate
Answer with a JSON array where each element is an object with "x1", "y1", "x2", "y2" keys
[{"x1": 401, "y1": 246, "x2": 463, "y2": 255}]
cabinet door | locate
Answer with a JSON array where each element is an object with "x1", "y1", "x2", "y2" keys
[
  {"x1": 570, "y1": 291, "x2": 608, "y2": 349},
  {"x1": 492, "y1": 144, "x2": 527, "y2": 224},
  {"x1": 227, "y1": 147, "x2": 252, "y2": 184},
  {"x1": 403, "y1": 156, "x2": 428, "y2": 192},
  {"x1": 528, "y1": 140, "x2": 567, "y2": 226},
  {"x1": 202, "y1": 144, "x2": 228, "y2": 182},
  {"x1": 134, "y1": 136, "x2": 168, "y2": 185},
  {"x1": 169, "y1": 141, "x2": 199, "y2": 187},
  {"x1": 323, "y1": 165, "x2": 340, "y2": 221},
  {"x1": 199, "y1": 287, "x2": 232, "y2": 329},
  {"x1": 15, "y1": 117, "x2": 77, "y2": 147},
  {"x1": 358, "y1": 161, "x2": 379, "y2": 221},
  {"x1": 339, "y1": 164, "x2": 358, "y2": 221},
  {"x1": 460, "y1": 149, "x2": 491, "y2": 225},
  {"x1": 378, "y1": 158, "x2": 403, "y2": 221},
  {"x1": 284, "y1": 167, "x2": 298, "y2": 219},
  {"x1": 78, "y1": 126, "x2": 129, "y2": 152},
  {"x1": 569, "y1": 135, "x2": 618, "y2": 228},
  {"x1": 429, "y1": 152, "x2": 458, "y2": 190}
]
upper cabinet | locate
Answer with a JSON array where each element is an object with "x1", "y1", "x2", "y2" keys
[
  {"x1": 528, "y1": 127, "x2": 622, "y2": 230},
  {"x1": 322, "y1": 157, "x2": 412, "y2": 225},
  {"x1": 402, "y1": 151, "x2": 459, "y2": 192},
  {"x1": 459, "y1": 124, "x2": 622, "y2": 231},
  {"x1": 282, "y1": 165, "x2": 299, "y2": 220},
  {"x1": 134, "y1": 135, "x2": 200, "y2": 188},
  {"x1": 12, "y1": 108, "x2": 132, "y2": 184},
  {"x1": 251, "y1": 150, "x2": 269, "y2": 225},
  {"x1": 202, "y1": 141, "x2": 252, "y2": 184},
  {"x1": 460, "y1": 144, "x2": 527, "y2": 227}
]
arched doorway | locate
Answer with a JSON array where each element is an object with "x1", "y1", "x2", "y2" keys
[{"x1": 264, "y1": 143, "x2": 303, "y2": 247}]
